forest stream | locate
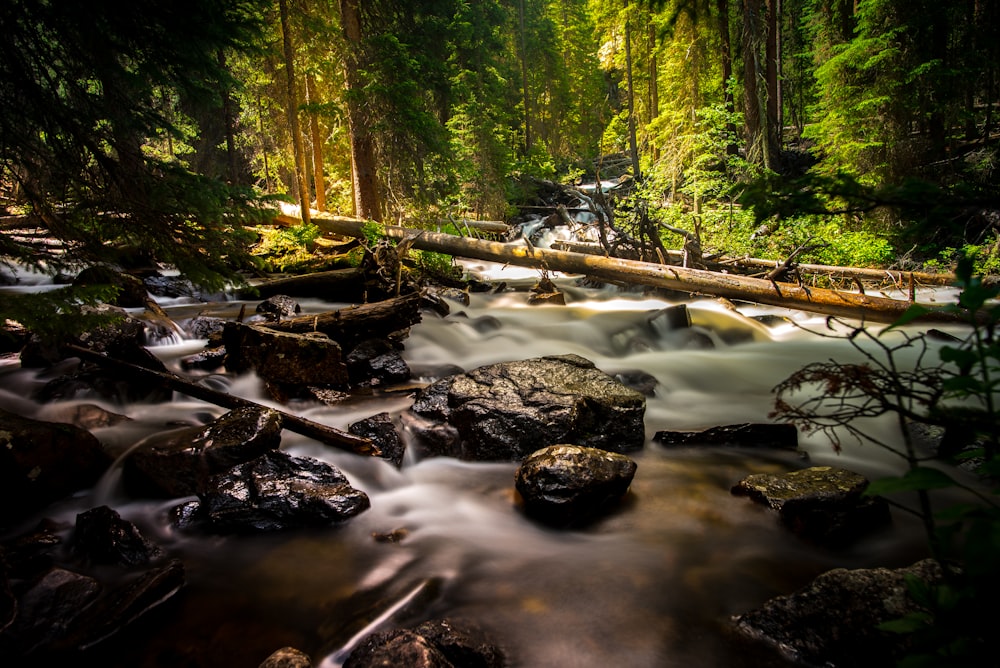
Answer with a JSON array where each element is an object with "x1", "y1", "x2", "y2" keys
[{"x1": 0, "y1": 261, "x2": 972, "y2": 667}]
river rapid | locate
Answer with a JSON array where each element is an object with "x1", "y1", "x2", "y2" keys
[{"x1": 0, "y1": 261, "x2": 971, "y2": 667}]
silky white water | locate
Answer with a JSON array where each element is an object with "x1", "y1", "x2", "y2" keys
[{"x1": 0, "y1": 264, "x2": 968, "y2": 667}]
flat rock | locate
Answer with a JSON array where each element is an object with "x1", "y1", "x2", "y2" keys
[{"x1": 408, "y1": 354, "x2": 646, "y2": 461}]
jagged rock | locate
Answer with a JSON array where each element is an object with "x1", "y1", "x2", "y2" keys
[
  {"x1": 256, "y1": 295, "x2": 301, "y2": 321},
  {"x1": 345, "y1": 338, "x2": 410, "y2": 388},
  {"x1": 731, "y1": 466, "x2": 891, "y2": 545},
  {"x1": 123, "y1": 406, "x2": 283, "y2": 498},
  {"x1": 56, "y1": 559, "x2": 186, "y2": 653},
  {"x1": 654, "y1": 423, "x2": 799, "y2": 449},
  {"x1": 515, "y1": 444, "x2": 637, "y2": 527},
  {"x1": 733, "y1": 559, "x2": 944, "y2": 667},
  {"x1": 0, "y1": 408, "x2": 111, "y2": 528},
  {"x1": 345, "y1": 618, "x2": 504, "y2": 668},
  {"x1": 190, "y1": 450, "x2": 370, "y2": 532},
  {"x1": 408, "y1": 354, "x2": 646, "y2": 461},
  {"x1": 349, "y1": 412, "x2": 405, "y2": 467},
  {"x1": 259, "y1": 646, "x2": 313, "y2": 668},
  {"x1": 19, "y1": 305, "x2": 145, "y2": 369},
  {"x1": 183, "y1": 315, "x2": 227, "y2": 340},
  {"x1": 223, "y1": 322, "x2": 349, "y2": 388},
  {"x1": 0, "y1": 567, "x2": 102, "y2": 655},
  {"x1": 71, "y1": 506, "x2": 163, "y2": 567}
]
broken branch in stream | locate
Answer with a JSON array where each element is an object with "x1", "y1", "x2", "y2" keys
[{"x1": 64, "y1": 344, "x2": 380, "y2": 457}]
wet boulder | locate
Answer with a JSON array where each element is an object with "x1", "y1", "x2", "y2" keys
[
  {"x1": 515, "y1": 444, "x2": 638, "y2": 527},
  {"x1": 731, "y1": 466, "x2": 891, "y2": 545},
  {"x1": 345, "y1": 338, "x2": 411, "y2": 389},
  {"x1": 345, "y1": 618, "x2": 504, "y2": 668},
  {"x1": 0, "y1": 408, "x2": 111, "y2": 528},
  {"x1": 71, "y1": 506, "x2": 163, "y2": 567},
  {"x1": 654, "y1": 423, "x2": 798, "y2": 449},
  {"x1": 73, "y1": 265, "x2": 149, "y2": 309},
  {"x1": 349, "y1": 412, "x2": 406, "y2": 467},
  {"x1": 190, "y1": 450, "x2": 370, "y2": 532},
  {"x1": 408, "y1": 354, "x2": 646, "y2": 461},
  {"x1": 733, "y1": 559, "x2": 944, "y2": 667},
  {"x1": 123, "y1": 406, "x2": 283, "y2": 498},
  {"x1": 223, "y1": 322, "x2": 349, "y2": 388},
  {"x1": 256, "y1": 295, "x2": 301, "y2": 321}
]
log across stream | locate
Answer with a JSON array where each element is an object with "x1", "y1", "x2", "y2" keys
[{"x1": 0, "y1": 262, "x2": 970, "y2": 667}]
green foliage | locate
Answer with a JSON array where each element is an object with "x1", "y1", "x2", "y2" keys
[
  {"x1": 0, "y1": 285, "x2": 124, "y2": 345},
  {"x1": 773, "y1": 255, "x2": 1000, "y2": 666},
  {"x1": 251, "y1": 223, "x2": 326, "y2": 272}
]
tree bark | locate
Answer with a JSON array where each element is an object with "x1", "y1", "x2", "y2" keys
[
  {"x1": 279, "y1": 0, "x2": 311, "y2": 226},
  {"x1": 624, "y1": 1, "x2": 642, "y2": 180},
  {"x1": 276, "y1": 210, "x2": 963, "y2": 324},
  {"x1": 305, "y1": 74, "x2": 327, "y2": 212},
  {"x1": 64, "y1": 344, "x2": 378, "y2": 457},
  {"x1": 339, "y1": 0, "x2": 381, "y2": 221}
]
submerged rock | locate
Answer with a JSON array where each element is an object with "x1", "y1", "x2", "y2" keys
[
  {"x1": 0, "y1": 408, "x2": 111, "y2": 528},
  {"x1": 123, "y1": 406, "x2": 283, "y2": 498},
  {"x1": 515, "y1": 444, "x2": 637, "y2": 527},
  {"x1": 731, "y1": 466, "x2": 891, "y2": 545},
  {"x1": 191, "y1": 450, "x2": 370, "y2": 532},
  {"x1": 733, "y1": 559, "x2": 944, "y2": 667},
  {"x1": 654, "y1": 423, "x2": 798, "y2": 449},
  {"x1": 345, "y1": 338, "x2": 411, "y2": 388},
  {"x1": 408, "y1": 354, "x2": 646, "y2": 461}
]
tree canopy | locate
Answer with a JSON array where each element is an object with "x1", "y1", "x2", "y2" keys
[{"x1": 2, "y1": 0, "x2": 1000, "y2": 281}]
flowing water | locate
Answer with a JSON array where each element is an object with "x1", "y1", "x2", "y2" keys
[{"x1": 0, "y1": 261, "x2": 973, "y2": 667}]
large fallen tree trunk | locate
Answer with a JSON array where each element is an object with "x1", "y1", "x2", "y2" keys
[
  {"x1": 276, "y1": 211, "x2": 964, "y2": 325},
  {"x1": 64, "y1": 344, "x2": 380, "y2": 457}
]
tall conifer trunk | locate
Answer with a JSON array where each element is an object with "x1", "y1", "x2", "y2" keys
[
  {"x1": 279, "y1": 0, "x2": 311, "y2": 225},
  {"x1": 305, "y1": 74, "x2": 326, "y2": 212},
  {"x1": 339, "y1": 0, "x2": 381, "y2": 221}
]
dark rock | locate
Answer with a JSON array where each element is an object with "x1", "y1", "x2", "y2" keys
[
  {"x1": 0, "y1": 567, "x2": 13, "y2": 633},
  {"x1": 19, "y1": 305, "x2": 144, "y2": 368},
  {"x1": 346, "y1": 338, "x2": 411, "y2": 388},
  {"x1": 0, "y1": 523, "x2": 63, "y2": 581},
  {"x1": 515, "y1": 444, "x2": 637, "y2": 527},
  {"x1": 349, "y1": 412, "x2": 405, "y2": 467},
  {"x1": 259, "y1": 646, "x2": 313, "y2": 668},
  {"x1": 183, "y1": 315, "x2": 227, "y2": 340},
  {"x1": 731, "y1": 466, "x2": 892, "y2": 545},
  {"x1": 71, "y1": 506, "x2": 163, "y2": 567},
  {"x1": 611, "y1": 369, "x2": 659, "y2": 396},
  {"x1": 193, "y1": 450, "x2": 370, "y2": 532},
  {"x1": 0, "y1": 409, "x2": 111, "y2": 528},
  {"x1": 123, "y1": 406, "x2": 283, "y2": 498},
  {"x1": 409, "y1": 354, "x2": 646, "y2": 461},
  {"x1": 223, "y1": 322, "x2": 349, "y2": 388},
  {"x1": 0, "y1": 567, "x2": 101, "y2": 655},
  {"x1": 256, "y1": 295, "x2": 301, "y2": 321},
  {"x1": 343, "y1": 618, "x2": 504, "y2": 668},
  {"x1": 654, "y1": 423, "x2": 798, "y2": 449},
  {"x1": 143, "y1": 275, "x2": 199, "y2": 299},
  {"x1": 57, "y1": 558, "x2": 186, "y2": 652},
  {"x1": 733, "y1": 559, "x2": 944, "y2": 667},
  {"x1": 179, "y1": 346, "x2": 228, "y2": 371}
]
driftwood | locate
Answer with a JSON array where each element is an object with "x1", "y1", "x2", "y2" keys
[
  {"x1": 64, "y1": 344, "x2": 379, "y2": 457},
  {"x1": 259, "y1": 292, "x2": 423, "y2": 351},
  {"x1": 276, "y1": 210, "x2": 964, "y2": 324}
]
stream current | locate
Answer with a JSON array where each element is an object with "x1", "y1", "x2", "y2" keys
[{"x1": 0, "y1": 261, "x2": 970, "y2": 667}]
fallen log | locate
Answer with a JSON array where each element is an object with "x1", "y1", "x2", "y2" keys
[
  {"x1": 275, "y1": 210, "x2": 963, "y2": 325},
  {"x1": 64, "y1": 344, "x2": 380, "y2": 457},
  {"x1": 259, "y1": 292, "x2": 422, "y2": 351},
  {"x1": 241, "y1": 267, "x2": 368, "y2": 301}
]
